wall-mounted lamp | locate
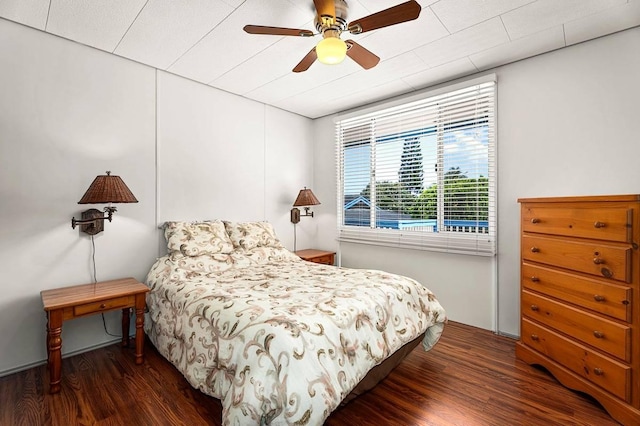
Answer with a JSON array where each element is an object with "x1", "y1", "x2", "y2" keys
[
  {"x1": 71, "y1": 171, "x2": 138, "y2": 235},
  {"x1": 291, "y1": 187, "x2": 320, "y2": 224}
]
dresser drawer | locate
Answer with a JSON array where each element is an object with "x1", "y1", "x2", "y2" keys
[
  {"x1": 522, "y1": 290, "x2": 631, "y2": 362},
  {"x1": 521, "y1": 318, "x2": 631, "y2": 402},
  {"x1": 522, "y1": 234, "x2": 632, "y2": 283},
  {"x1": 74, "y1": 296, "x2": 133, "y2": 317},
  {"x1": 521, "y1": 204, "x2": 632, "y2": 242},
  {"x1": 522, "y1": 262, "x2": 632, "y2": 322}
]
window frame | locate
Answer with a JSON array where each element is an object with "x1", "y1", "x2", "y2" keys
[{"x1": 335, "y1": 75, "x2": 497, "y2": 256}]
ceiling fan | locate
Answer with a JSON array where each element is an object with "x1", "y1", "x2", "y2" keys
[{"x1": 243, "y1": 0, "x2": 421, "y2": 73}]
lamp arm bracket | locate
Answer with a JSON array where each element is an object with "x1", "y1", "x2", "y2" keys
[{"x1": 71, "y1": 207, "x2": 119, "y2": 235}]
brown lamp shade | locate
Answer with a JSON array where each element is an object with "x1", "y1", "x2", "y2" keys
[
  {"x1": 78, "y1": 171, "x2": 138, "y2": 204},
  {"x1": 293, "y1": 188, "x2": 320, "y2": 207}
]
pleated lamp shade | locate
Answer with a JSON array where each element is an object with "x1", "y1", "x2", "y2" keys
[
  {"x1": 78, "y1": 171, "x2": 138, "y2": 204},
  {"x1": 293, "y1": 188, "x2": 320, "y2": 207}
]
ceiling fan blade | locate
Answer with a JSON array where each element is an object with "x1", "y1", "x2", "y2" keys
[
  {"x1": 346, "y1": 40, "x2": 380, "y2": 70},
  {"x1": 243, "y1": 25, "x2": 313, "y2": 37},
  {"x1": 313, "y1": 0, "x2": 336, "y2": 20},
  {"x1": 293, "y1": 48, "x2": 318, "y2": 73},
  {"x1": 347, "y1": 0, "x2": 421, "y2": 34}
]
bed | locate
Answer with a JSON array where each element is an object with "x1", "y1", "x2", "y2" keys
[{"x1": 145, "y1": 220, "x2": 446, "y2": 425}]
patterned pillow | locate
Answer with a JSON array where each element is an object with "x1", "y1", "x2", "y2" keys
[
  {"x1": 223, "y1": 221, "x2": 283, "y2": 250},
  {"x1": 164, "y1": 220, "x2": 234, "y2": 256}
]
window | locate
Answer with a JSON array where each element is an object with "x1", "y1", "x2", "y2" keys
[{"x1": 336, "y1": 77, "x2": 496, "y2": 256}]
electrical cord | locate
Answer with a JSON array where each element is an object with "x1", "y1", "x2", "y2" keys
[
  {"x1": 91, "y1": 235, "x2": 120, "y2": 338},
  {"x1": 91, "y1": 234, "x2": 97, "y2": 283},
  {"x1": 293, "y1": 223, "x2": 297, "y2": 252}
]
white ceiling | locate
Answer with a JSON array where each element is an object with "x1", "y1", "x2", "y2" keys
[{"x1": 1, "y1": 0, "x2": 639, "y2": 119}]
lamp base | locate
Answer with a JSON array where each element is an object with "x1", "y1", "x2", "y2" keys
[{"x1": 79, "y1": 208, "x2": 104, "y2": 235}]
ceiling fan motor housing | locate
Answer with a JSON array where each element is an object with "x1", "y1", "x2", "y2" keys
[{"x1": 315, "y1": 0, "x2": 348, "y2": 34}]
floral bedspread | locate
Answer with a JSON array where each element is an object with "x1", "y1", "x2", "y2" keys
[{"x1": 145, "y1": 247, "x2": 446, "y2": 425}]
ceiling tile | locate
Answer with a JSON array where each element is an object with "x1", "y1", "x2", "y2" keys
[
  {"x1": 219, "y1": 0, "x2": 245, "y2": 7},
  {"x1": 211, "y1": 34, "x2": 318, "y2": 95},
  {"x1": 351, "y1": 7, "x2": 449, "y2": 61},
  {"x1": 349, "y1": 1, "x2": 414, "y2": 18},
  {"x1": 431, "y1": 0, "x2": 534, "y2": 33},
  {"x1": 469, "y1": 25, "x2": 565, "y2": 71},
  {"x1": 243, "y1": 59, "x2": 362, "y2": 105},
  {"x1": 0, "y1": 0, "x2": 49, "y2": 30},
  {"x1": 46, "y1": 0, "x2": 147, "y2": 52},
  {"x1": 413, "y1": 17, "x2": 510, "y2": 68},
  {"x1": 299, "y1": 52, "x2": 426, "y2": 102},
  {"x1": 402, "y1": 57, "x2": 478, "y2": 90},
  {"x1": 564, "y1": 0, "x2": 640, "y2": 46},
  {"x1": 501, "y1": 0, "x2": 627, "y2": 40},
  {"x1": 114, "y1": 0, "x2": 235, "y2": 70},
  {"x1": 168, "y1": 0, "x2": 313, "y2": 84},
  {"x1": 2, "y1": 0, "x2": 635, "y2": 119},
  {"x1": 274, "y1": 79, "x2": 414, "y2": 119},
  {"x1": 331, "y1": 79, "x2": 415, "y2": 112}
]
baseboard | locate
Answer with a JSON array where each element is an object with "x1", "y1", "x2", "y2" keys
[
  {"x1": 497, "y1": 331, "x2": 519, "y2": 340},
  {"x1": 0, "y1": 337, "x2": 122, "y2": 378}
]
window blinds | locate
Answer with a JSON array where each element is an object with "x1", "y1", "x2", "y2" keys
[{"x1": 336, "y1": 77, "x2": 496, "y2": 256}]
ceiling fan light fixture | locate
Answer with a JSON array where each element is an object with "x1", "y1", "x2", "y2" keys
[
  {"x1": 245, "y1": 1, "x2": 422, "y2": 72},
  {"x1": 316, "y1": 36, "x2": 347, "y2": 65}
]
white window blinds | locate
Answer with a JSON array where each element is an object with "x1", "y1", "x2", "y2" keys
[{"x1": 336, "y1": 77, "x2": 496, "y2": 256}]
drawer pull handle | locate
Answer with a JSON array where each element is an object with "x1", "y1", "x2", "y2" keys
[
  {"x1": 100, "y1": 303, "x2": 106, "y2": 309},
  {"x1": 593, "y1": 258, "x2": 605, "y2": 265},
  {"x1": 531, "y1": 334, "x2": 539, "y2": 341},
  {"x1": 531, "y1": 305, "x2": 539, "y2": 312},
  {"x1": 594, "y1": 221, "x2": 606, "y2": 229},
  {"x1": 530, "y1": 247, "x2": 540, "y2": 253},
  {"x1": 593, "y1": 295, "x2": 605, "y2": 302},
  {"x1": 601, "y1": 268, "x2": 613, "y2": 279},
  {"x1": 531, "y1": 218, "x2": 540, "y2": 224},
  {"x1": 593, "y1": 331, "x2": 604, "y2": 339},
  {"x1": 530, "y1": 276, "x2": 540, "y2": 282},
  {"x1": 594, "y1": 368, "x2": 604, "y2": 376}
]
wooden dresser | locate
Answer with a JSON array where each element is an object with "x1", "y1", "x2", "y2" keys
[{"x1": 516, "y1": 195, "x2": 640, "y2": 425}]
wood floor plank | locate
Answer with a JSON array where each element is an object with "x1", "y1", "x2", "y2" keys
[{"x1": 0, "y1": 321, "x2": 620, "y2": 425}]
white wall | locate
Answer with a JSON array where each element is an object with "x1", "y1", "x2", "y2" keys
[
  {"x1": 157, "y1": 73, "x2": 315, "y2": 250},
  {"x1": 496, "y1": 27, "x2": 640, "y2": 336},
  {"x1": 313, "y1": 27, "x2": 640, "y2": 335},
  {"x1": 0, "y1": 19, "x2": 157, "y2": 374},
  {"x1": 0, "y1": 18, "x2": 315, "y2": 375}
]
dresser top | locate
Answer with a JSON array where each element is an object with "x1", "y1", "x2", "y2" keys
[{"x1": 518, "y1": 194, "x2": 640, "y2": 204}]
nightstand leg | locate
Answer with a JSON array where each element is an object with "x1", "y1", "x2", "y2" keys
[
  {"x1": 121, "y1": 308, "x2": 130, "y2": 348},
  {"x1": 47, "y1": 309, "x2": 63, "y2": 394},
  {"x1": 134, "y1": 294, "x2": 145, "y2": 365}
]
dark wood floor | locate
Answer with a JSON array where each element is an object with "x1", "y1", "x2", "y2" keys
[{"x1": 0, "y1": 321, "x2": 619, "y2": 425}]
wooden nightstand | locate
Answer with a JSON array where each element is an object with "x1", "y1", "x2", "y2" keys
[
  {"x1": 295, "y1": 249, "x2": 336, "y2": 265},
  {"x1": 40, "y1": 277, "x2": 149, "y2": 394}
]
